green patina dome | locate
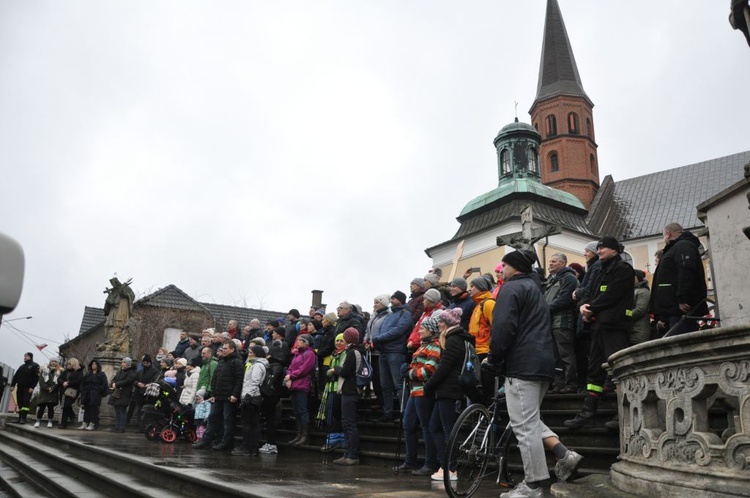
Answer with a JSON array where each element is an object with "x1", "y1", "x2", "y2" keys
[{"x1": 459, "y1": 178, "x2": 585, "y2": 217}]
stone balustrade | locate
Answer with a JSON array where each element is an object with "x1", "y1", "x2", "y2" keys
[{"x1": 608, "y1": 324, "x2": 750, "y2": 497}]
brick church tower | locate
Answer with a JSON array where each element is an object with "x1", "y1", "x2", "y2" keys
[{"x1": 529, "y1": 0, "x2": 600, "y2": 209}]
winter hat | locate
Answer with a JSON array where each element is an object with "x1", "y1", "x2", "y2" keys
[
  {"x1": 250, "y1": 337, "x2": 266, "y2": 347},
  {"x1": 450, "y1": 277, "x2": 468, "y2": 291},
  {"x1": 288, "y1": 308, "x2": 301, "y2": 319},
  {"x1": 437, "y1": 307, "x2": 462, "y2": 327},
  {"x1": 569, "y1": 263, "x2": 585, "y2": 276},
  {"x1": 196, "y1": 388, "x2": 207, "y2": 399},
  {"x1": 142, "y1": 354, "x2": 152, "y2": 363},
  {"x1": 250, "y1": 345, "x2": 266, "y2": 358},
  {"x1": 314, "y1": 308, "x2": 325, "y2": 317},
  {"x1": 374, "y1": 294, "x2": 391, "y2": 307},
  {"x1": 25, "y1": 352, "x2": 34, "y2": 360},
  {"x1": 176, "y1": 358, "x2": 188, "y2": 368},
  {"x1": 297, "y1": 334, "x2": 314, "y2": 346},
  {"x1": 273, "y1": 326, "x2": 286, "y2": 338},
  {"x1": 502, "y1": 251, "x2": 533, "y2": 274},
  {"x1": 335, "y1": 333, "x2": 345, "y2": 342},
  {"x1": 189, "y1": 356, "x2": 202, "y2": 368},
  {"x1": 421, "y1": 315, "x2": 441, "y2": 336},
  {"x1": 634, "y1": 269, "x2": 646, "y2": 282},
  {"x1": 584, "y1": 241, "x2": 599, "y2": 254},
  {"x1": 470, "y1": 276, "x2": 492, "y2": 292},
  {"x1": 424, "y1": 288, "x2": 442, "y2": 304},
  {"x1": 495, "y1": 263, "x2": 504, "y2": 272},
  {"x1": 410, "y1": 277, "x2": 426, "y2": 289},
  {"x1": 122, "y1": 357, "x2": 133, "y2": 367},
  {"x1": 323, "y1": 312, "x2": 338, "y2": 324},
  {"x1": 423, "y1": 273, "x2": 439, "y2": 286},
  {"x1": 343, "y1": 327, "x2": 359, "y2": 345},
  {"x1": 597, "y1": 236, "x2": 621, "y2": 252},
  {"x1": 391, "y1": 290, "x2": 407, "y2": 305}
]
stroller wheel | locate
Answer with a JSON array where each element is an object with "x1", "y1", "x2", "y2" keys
[
  {"x1": 185, "y1": 428, "x2": 197, "y2": 443},
  {"x1": 160, "y1": 427, "x2": 177, "y2": 443},
  {"x1": 145, "y1": 424, "x2": 159, "y2": 441}
]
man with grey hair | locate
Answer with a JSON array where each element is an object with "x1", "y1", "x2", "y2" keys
[
  {"x1": 333, "y1": 301, "x2": 366, "y2": 341},
  {"x1": 544, "y1": 253, "x2": 579, "y2": 394}
]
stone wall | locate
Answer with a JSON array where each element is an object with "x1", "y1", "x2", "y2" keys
[{"x1": 608, "y1": 325, "x2": 750, "y2": 497}]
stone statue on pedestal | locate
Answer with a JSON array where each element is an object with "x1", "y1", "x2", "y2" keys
[{"x1": 97, "y1": 277, "x2": 135, "y2": 353}]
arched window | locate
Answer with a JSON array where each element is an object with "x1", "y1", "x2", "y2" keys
[
  {"x1": 590, "y1": 154, "x2": 597, "y2": 175},
  {"x1": 527, "y1": 147, "x2": 538, "y2": 174},
  {"x1": 568, "y1": 112, "x2": 579, "y2": 134},
  {"x1": 586, "y1": 118, "x2": 592, "y2": 139},
  {"x1": 501, "y1": 149, "x2": 511, "y2": 175},
  {"x1": 550, "y1": 152, "x2": 559, "y2": 173},
  {"x1": 546, "y1": 115, "x2": 557, "y2": 137}
]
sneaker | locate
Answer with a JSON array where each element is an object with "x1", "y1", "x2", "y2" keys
[
  {"x1": 500, "y1": 481, "x2": 543, "y2": 498},
  {"x1": 563, "y1": 410, "x2": 595, "y2": 429},
  {"x1": 259, "y1": 444, "x2": 278, "y2": 454},
  {"x1": 47, "y1": 420, "x2": 54, "y2": 428},
  {"x1": 411, "y1": 466, "x2": 437, "y2": 476},
  {"x1": 78, "y1": 422, "x2": 87, "y2": 430},
  {"x1": 554, "y1": 450, "x2": 583, "y2": 482},
  {"x1": 604, "y1": 415, "x2": 619, "y2": 430},
  {"x1": 33, "y1": 420, "x2": 41, "y2": 428},
  {"x1": 430, "y1": 469, "x2": 457, "y2": 481},
  {"x1": 85, "y1": 423, "x2": 95, "y2": 431}
]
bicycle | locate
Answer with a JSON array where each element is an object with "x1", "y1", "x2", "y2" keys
[{"x1": 443, "y1": 368, "x2": 516, "y2": 498}]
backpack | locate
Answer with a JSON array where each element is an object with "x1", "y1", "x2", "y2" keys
[
  {"x1": 354, "y1": 350, "x2": 373, "y2": 389},
  {"x1": 459, "y1": 340, "x2": 481, "y2": 390},
  {"x1": 260, "y1": 362, "x2": 281, "y2": 397}
]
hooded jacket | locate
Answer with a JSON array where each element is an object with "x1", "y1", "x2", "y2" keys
[
  {"x1": 286, "y1": 346, "x2": 316, "y2": 392},
  {"x1": 469, "y1": 291, "x2": 495, "y2": 355},
  {"x1": 631, "y1": 279, "x2": 651, "y2": 344},
  {"x1": 241, "y1": 358, "x2": 269, "y2": 398},
  {"x1": 490, "y1": 273, "x2": 556, "y2": 381},
  {"x1": 180, "y1": 366, "x2": 202, "y2": 405},
  {"x1": 423, "y1": 326, "x2": 475, "y2": 401},
  {"x1": 371, "y1": 304, "x2": 412, "y2": 354},
  {"x1": 210, "y1": 351, "x2": 244, "y2": 401},
  {"x1": 649, "y1": 230, "x2": 708, "y2": 317}
]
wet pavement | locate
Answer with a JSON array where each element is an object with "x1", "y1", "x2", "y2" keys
[{"x1": 46, "y1": 428, "x2": 554, "y2": 497}]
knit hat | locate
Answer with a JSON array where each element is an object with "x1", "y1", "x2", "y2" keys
[
  {"x1": 288, "y1": 308, "x2": 301, "y2": 319},
  {"x1": 335, "y1": 333, "x2": 345, "y2": 342},
  {"x1": 450, "y1": 277, "x2": 467, "y2": 291},
  {"x1": 314, "y1": 309, "x2": 325, "y2": 317},
  {"x1": 634, "y1": 269, "x2": 646, "y2": 282},
  {"x1": 585, "y1": 241, "x2": 598, "y2": 254},
  {"x1": 25, "y1": 352, "x2": 34, "y2": 360},
  {"x1": 423, "y1": 273, "x2": 439, "y2": 286},
  {"x1": 374, "y1": 294, "x2": 391, "y2": 307},
  {"x1": 437, "y1": 307, "x2": 462, "y2": 327},
  {"x1": 122, "y1": 357, "x2": 133, "y2": 367},
  {"x1": 273, "y1": 326, "x2": 286, "y2": 338},
  {"x1": 189, "y1": 356, "x2": 202, "y2": 367},
  {"x1": 343, "y1": 327, "x2": 359, "y2": 345},
  {"x1": 176, "y1": 358, "x2": 188, "y2": 368},
  {"x1": 597, "y1": 236, "x2": 621, "y2": 252},
  {"x1": 410, "y1": 277, "x2": 426, "y2": 289},
  {"x1": 470, "y1": 276, "x2": 492, "y2": 292},
  {"x1": 250, "y1": 345, "x2": 266, "y2": 358},
  {"x1": 250, "y1": 337, "x2": 266, "y2": 347},
  {"x1": 323, "y1": 312, "x2": 338, "y2": 324},
  {"x1": 142, "y1": 354, "x2": 152, "y2": 363},
  {"x1": 424, "y1": 288, "x2": 442, "y2": 304},
  {"x1": 391, "y1": 290, "x2": 407, "y2": 305},
  {"x1": 421, "y1": 315, "x2": 441, "y2": 336},
  {"x1": 502, "y1": 251, "x2": 533, "y2": 274},
  {"x1": 196, "y1": 388, "x2": 207, "y2": 399},
  {"x1": 297, "y1": 334, "x2": 314, "y2": 346},
  {"x1": 569, "y1": 263, "x2": 585, "y2": 276}
]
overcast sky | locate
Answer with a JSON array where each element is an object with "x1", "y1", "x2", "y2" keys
[{"x1": 1, "y1": 1, "x2": 749, "y2": 369}]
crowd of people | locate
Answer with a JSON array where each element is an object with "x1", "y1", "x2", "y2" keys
[{"x1": 6, "y1": 222, "x2": 709, "y2": 498}]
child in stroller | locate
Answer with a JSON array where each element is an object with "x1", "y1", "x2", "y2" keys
[{"x1": 142, "y1": 378, "x2": 196, "y2": 443}]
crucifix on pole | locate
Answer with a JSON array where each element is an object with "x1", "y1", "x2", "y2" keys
[{"x1": 496, "y1": 204, "x2": 561, "y2": 253}]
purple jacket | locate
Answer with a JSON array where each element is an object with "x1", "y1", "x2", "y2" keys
[{"x1": 287, "y1": 347, "x2": 316, "y2": 392}]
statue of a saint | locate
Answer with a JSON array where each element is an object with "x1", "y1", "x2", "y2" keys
[{"x1": 97, "y1": 277, "x2": 136, "y2": 353}]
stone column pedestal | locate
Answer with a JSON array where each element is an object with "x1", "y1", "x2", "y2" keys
[{"x1": 96, "y1": 352, "x2": 127, "y2": 428}]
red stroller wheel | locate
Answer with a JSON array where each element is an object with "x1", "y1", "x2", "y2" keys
[
  {"x1": 160, "y1": 427, "x2": 177, "y2": 443},
  {"x1": 145, "y1": 424, "x2": 159, "y2": 441}
]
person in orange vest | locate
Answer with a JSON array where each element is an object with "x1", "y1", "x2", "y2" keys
[{"x1": 468, "y1": 276, "x2": 495, "y2": 361}]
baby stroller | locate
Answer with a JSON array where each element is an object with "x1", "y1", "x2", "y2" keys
[{"x1": 142, "y1": 379, "x2": 196, "y2": 443}]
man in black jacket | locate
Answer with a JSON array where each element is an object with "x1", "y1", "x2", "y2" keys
[
  {"x1": 545, "y1": 253, "x2": 580, "y2": 394},
  {"x1": 128, "y1": 354, "x2": 160, "y2": 430},
  {"x1": 649, "y1": 223, "x2": 708, "y2": 336},
  {"x1": 11, "y1": 352, "x2": 40, "y2": 424},
  {"x1": 193, "y1": 340, "x2": 244, "y2": 450},
  {"x1": 565, "y1": 236, "x2": 634, "y2": 429},
  {"x1": 489, "y1": 251, "x2": 582, "y2": 497}
]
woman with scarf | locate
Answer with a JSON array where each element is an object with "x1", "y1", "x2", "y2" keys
[
  {"x1": 58, "y1": 358, "x2": 84, "y2": 429},
  {"x1": 284, "y1": 334, "x2": 316, "y2": 446},
  {"x1": 320, "y1": 333, "x2": 347, "y2": 451},
  {"x1": 79, "y1": 359, "x2": 109, "y2": 430},
  {"x1": 396, "y1": 312, "x2": 443, "y2": 475},
  {"x1": 331, "y1": 327, "x2": 366, "y2": 466},
  {"x1": 35, "y1": 358, "x2": 62, "y2": 428}
]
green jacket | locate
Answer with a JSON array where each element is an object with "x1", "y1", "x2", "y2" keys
[{"x1": 197, "y1": 357, "x2": 218, "y2": 395}]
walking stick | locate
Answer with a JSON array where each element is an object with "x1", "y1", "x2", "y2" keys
[
  {"x1": 321, "y1": 390, "x2": 334, "y2": 464},
  {"x1": 392, "y1": 377, "x2": 408, "y2": 475}
]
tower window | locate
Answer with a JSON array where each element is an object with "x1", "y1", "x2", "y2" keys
[
  {"x1": 550, "y1": 152, "x2": 559, "y2": 173},
  {"x1": 568, "y1": 112, "x2": 579, "y2": 134},
  {"x1": 546, "y1": 115, "x2": 557, "y2": 137},
  {"x1": 501, "y1": 149, "x2": 511, "y2": 175},
  {"x1": 590, "y1": 154, "x2": 597, "y2": 175},
  {"x1": 586, "y1": 118, "x2": 592, "y2": 139},
  {"x1": 527, "y1": 147, "x2": 538, "y2": 174}
]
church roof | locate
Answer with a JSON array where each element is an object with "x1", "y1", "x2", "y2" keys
[
  {"x1": 532, "y1": 0, "x2": 592, "y2": 108},
  {"x1": 587, "y1": 150, "x2": 750, "y2": 240},
  {"x1": 460, "y1": 178, "x2": 584, "y2": 218},
  {"x1": 136, "y1": 284, "x2": 210, "y2": 312}
]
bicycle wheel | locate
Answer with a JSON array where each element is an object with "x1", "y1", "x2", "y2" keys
[
  {"x1": 495, "y1": 420, "x2": 517, "y2": 490},
  {"x1": 444, "y1": 403, "x2": 493, "y2": 498}
]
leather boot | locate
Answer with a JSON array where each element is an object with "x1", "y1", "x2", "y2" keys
[
  {"x1": 564, "y1": 396, "x2": 599, "y2": 429},
  {"x1": 295, "y1": 422, "x2": 309, "y2": 446},
  {"x1": 289, "y1": 420, "x2": 302, "y2": 445}
]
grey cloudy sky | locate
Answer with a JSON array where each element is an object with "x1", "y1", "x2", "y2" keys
[{"x1": 1, "y1": 1, "x2": 748, "y2": 368}]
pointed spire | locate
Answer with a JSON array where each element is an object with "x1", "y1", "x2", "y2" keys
[{"x1": 533, "y1": 0, "x2": 592, "y2": 107}]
